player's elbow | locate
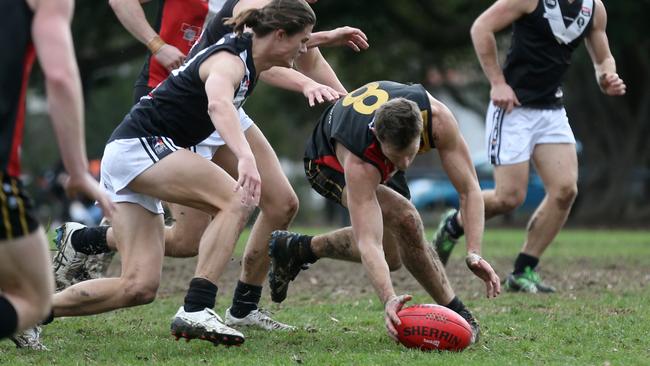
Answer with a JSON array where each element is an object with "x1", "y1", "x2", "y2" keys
[
  {"x1": 207, "y1": 98, "x2": 232, "y2": 117},
  {"x1": 108, "y1": 0, "x2": 123, "y2": 10},
  {"x1": 470, "y1": 18, "x2": 490, "y2": 45},
  {"x1": 469, "y1": 20, "x2": 482, "y2": 41},
  {"x1": 44, "y1": 68, "x2": 77, "y2": 95}
]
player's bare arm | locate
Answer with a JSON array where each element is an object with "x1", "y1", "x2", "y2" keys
[
  {"x1": 337, "y1": 144, "x2": 394, "y2": 304},
  {"x1": 109, "y1": 0, "x2": 185, "y2": 70},
  {"x1": 259, "y1": 66, "x2": 341, "y2": 107},
  {"x1": 470, "y1": 0, "x2": 536, "y2": 112},
  {"x1": 430, "y1": 95, "x2": 500, "y2": 298},
  {"x1": 584, "y1": 0, "x2": 626, "y2": 96},
  {"x1": 294, "y1": 47, "x2": 347, "y2": 94},
  {"x1": 32, "y1": 0, "x2": 115, "y2": 218},
  {"x1": 337, "y1": 144, "x2": 409, "y2": 341},
  {"x1": 201, "y1": 52, "x2": 260, "y2": 206}
]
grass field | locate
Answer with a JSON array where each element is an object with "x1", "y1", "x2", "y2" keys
[{"x1": 1, "y1": 229, "x2": 649, "y2": 365}]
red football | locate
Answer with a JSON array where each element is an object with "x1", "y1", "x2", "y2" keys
[{"x1": 396, "y1": 304, "x2": 472, "y2": 351}]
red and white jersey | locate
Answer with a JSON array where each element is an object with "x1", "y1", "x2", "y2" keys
[{"x1": 135, "y1": 0, "x2": 226, "y2": 89}]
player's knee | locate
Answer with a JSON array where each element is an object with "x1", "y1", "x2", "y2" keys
[
  {"x1": 284, "y1": 193, "x2": 299, "y2": 219},
  {"x1": 167, "y1": 243, "x2": 199, "y2": 258},
  {"x1": 121, "y1": 278, "x2": 159, "y2": 306},
  {"x1": 262, "y1": 190, "x2": 299, "y2": 225},
  {"x1": 167, "y1": 231, "x2": 201, "y2": 257},
  {"x1": 395, "y1": 207, "x2": 424, "y2": 238},
  {"x1": 223, "y1": 198, "x2": 256, "y2": 225},
  {"x1": 496, "y1": 190, "x2": 526, "y2": 213},
  {"x1": 551, "y1": 183, "x2": 578, "y2": 210}
]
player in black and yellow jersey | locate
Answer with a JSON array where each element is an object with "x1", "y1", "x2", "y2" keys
[{"x1": 269, "y1": 81, "x2": 501, "y2": 343}]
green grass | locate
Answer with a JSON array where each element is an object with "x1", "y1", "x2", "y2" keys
[{"x1": 3, "y1": 229, "x2": 650, "y2": 365}]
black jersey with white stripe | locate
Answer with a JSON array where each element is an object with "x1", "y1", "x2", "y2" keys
[
  {"x1": 1, "y1": 0, "x2": 35, "y2": 177},
  {"x1": 188, "y1": 0, "x2": 238, "y2": 58},
  {"x1": 305, "y1": 81, "x2": 433, "y2": 183},
  {"x1": 109, "y1": 33, "x2": 256, "y2": 147},
  {"x1": 503, "y1": 0, "x2": 594, "y2": 108}
]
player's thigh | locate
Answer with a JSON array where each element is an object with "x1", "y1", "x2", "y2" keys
[
  {"x1": 375, "y1": 185, "x2": 422, "y2": 230},
  {"x1": 129, "y1": 149, "x2": 240, "y2": 215},
  {"x1": 493, "y1": 161, "x2": 530, "y2": 200},
  {"x1": 0, "y1": 228, "x2": 53, "y2": 298},
  {"x1": 213, "y1": 125, "x2": 296, "y2": 211},
  {"x1": 532, "y1": 143, "x2": 578, "y2": 190},
  {"x1": 245, "y1": 125, "x2": 296, "y2": 210},
  {"x1": 342, "y1": 184, "x2": 420, "y2": 234}
]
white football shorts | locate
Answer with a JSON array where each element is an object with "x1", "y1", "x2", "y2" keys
[{"x1": 485, "y1": 102, "x2": 575, "y2": 166}]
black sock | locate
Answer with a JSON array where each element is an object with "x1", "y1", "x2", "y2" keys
[
  {"x1": 444, "y1": 296, "x2": 466, "y2": 315},
  {"x1": 183, "y1": 277, "x2": 218, "y2": 312},
  {"x1": 0, "y1": 296, "x2": 18, "y2": 339},
  {"x1": 71, "y1": 226, "x2": 111, "y2": 255},
  {"x1": 513, "y1": 253, "x2": 539, "y2": 275},
  {"x1": 42, "y1": 309, "x2": 54, "y2": 325},
  {"x1": 229, "y1": 281, "x2": 262, "y2": 318},
  {"x1": 445, "y1": 211, "x2": 464, "y2": 239},
  {"x1": 298, "y1": 235, "x2": 318, "y2": 264}
]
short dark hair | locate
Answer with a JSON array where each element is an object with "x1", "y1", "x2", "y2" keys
[
  {"x1": 374, "y1": 98, "x2": 423, "y2": 150},
  {"x1": 225, "y1": 0, "x2": 316, "y2": 37}
]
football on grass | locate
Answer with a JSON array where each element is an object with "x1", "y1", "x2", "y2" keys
[{"x1": 396, "y1": 304, "x2": 472, "y2": 351}]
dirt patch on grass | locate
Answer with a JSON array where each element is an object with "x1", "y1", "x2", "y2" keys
[{"x1": 104, "y1": 253, "x2": 649, "y2": 303}]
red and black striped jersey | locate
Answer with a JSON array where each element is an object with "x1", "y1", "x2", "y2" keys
[{"x1": 0, "y1": 0, "x2": 36, "y2": 177}]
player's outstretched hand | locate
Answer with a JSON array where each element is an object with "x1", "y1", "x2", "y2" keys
[
  {"x1": 235, "y1": 156, "x2": 261, "y2": 208},
  {"x1": 327, "y1": 26, "x2": 369, "y2": 52},
  {"x1": 384, "y1": 294, "x2": 412, "y2": 342},
  {"x1": 465, "y1": 253, "x2": 501, "y2": 298},
  {"x1": 303, "y1": 81, "x2": 342, "y2": 107},
  {"x1": 599, "y1": 73, "x2": 626, "y2": 96},
  {"x1": 65, "y1": 172, "x2": 116, "y2": 220}
]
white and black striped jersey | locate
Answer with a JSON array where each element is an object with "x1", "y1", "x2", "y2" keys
[
  {"x1": 503, "y1": 0, "x2": 594, "y2": 108},
  {"x1": 109, "y1": 32, "x2": 256, "y2": 147}
]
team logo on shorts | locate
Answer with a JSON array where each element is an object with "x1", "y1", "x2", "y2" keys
[{"x1": 148, "y1": 137, "x2": 174, "y2": 160}]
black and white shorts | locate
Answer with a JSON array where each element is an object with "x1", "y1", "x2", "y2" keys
[
  {"x1": 100, "y1": 137, "x2": 181, "y2": 214},
  {"x1": 100, "y1": 109, "x2": 255, "y2": 214},
  {"x1": 485, "y1": 102, "x2": 575, "y2": 166}
]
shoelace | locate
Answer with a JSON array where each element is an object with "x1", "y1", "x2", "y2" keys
[
  {"x1": 204, "y1": 308, "x2": 225, "y2": 323},
  {"x1": 253, "y1": 309, "x2": 292, "y2": 330},
  {"x1": 51, "y1": 228, "x2": 68, "y2": 269}
]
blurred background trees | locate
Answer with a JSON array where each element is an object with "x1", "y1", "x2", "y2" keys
[{"x1": 22, "y1": 0, "x2": 650, "y2": 225}]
